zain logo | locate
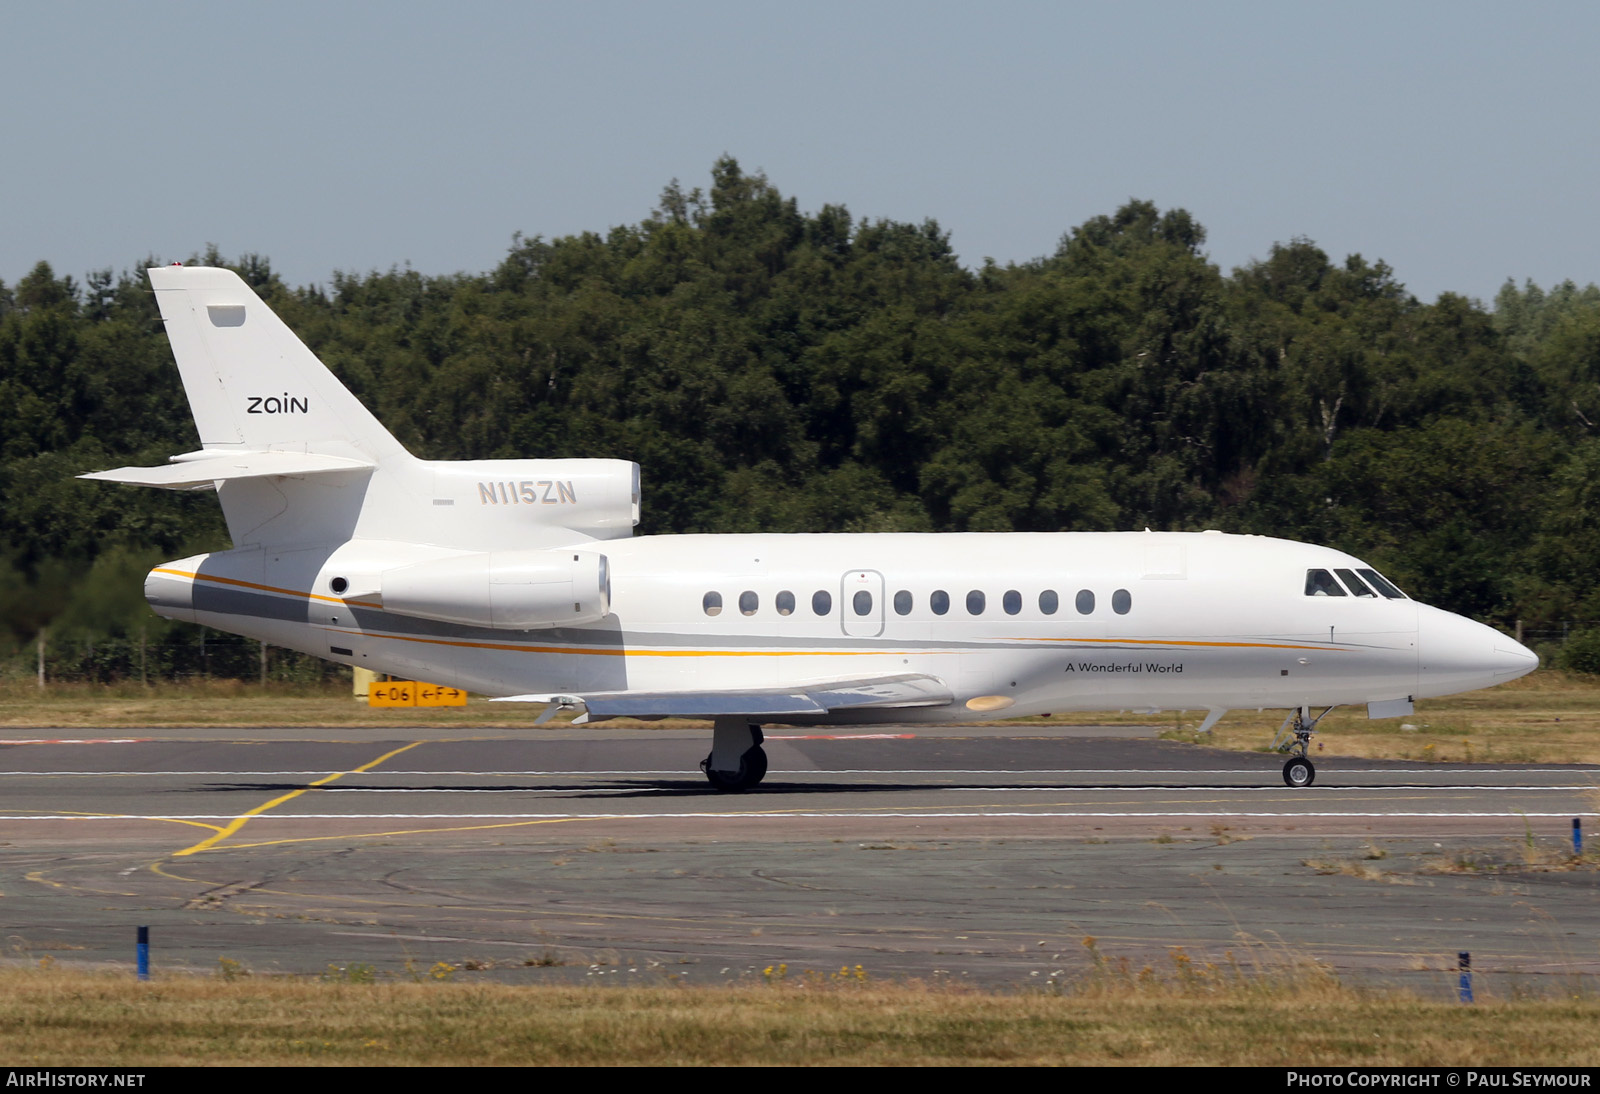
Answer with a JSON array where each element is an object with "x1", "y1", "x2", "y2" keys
[{"x1": 247, "y1": 394, "x2": 309, "y2": 414}]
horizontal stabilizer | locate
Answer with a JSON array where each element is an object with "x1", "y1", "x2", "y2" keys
[
  {"x1": 493, "y1": 672, "x2": 953, "y2": 722},
  {"x1": 80, "y1": 451, "x2": 375, "y2": 491}
]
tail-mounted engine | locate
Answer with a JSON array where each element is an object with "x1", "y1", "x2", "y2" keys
[
  {"x1": 429, "y1": 458, "x2": 639, "y2": 545},
  {"x1": 381, "y1": 549, "x2": 611, "y2": 629}
]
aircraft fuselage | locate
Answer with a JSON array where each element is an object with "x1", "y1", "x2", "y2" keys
[{"x1": 145, "y1": 529, "x2": 1532, "y2": 724}]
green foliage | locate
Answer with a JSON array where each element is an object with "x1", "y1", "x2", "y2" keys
[
  {"x1": 4, "y1": 158, "x2": 1600, "y2": 673},
  {"x1": 1558, "y1": 630, "x2": 1600, "y2": 676}
]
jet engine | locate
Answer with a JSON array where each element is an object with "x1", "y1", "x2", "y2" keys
[{"x1": 380, "y1": 549, "x2": 610, "y2": 630}]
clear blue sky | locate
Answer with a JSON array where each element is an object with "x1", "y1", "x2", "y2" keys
[{"x1": 3, "y1": 1, "x2": 1595, "y2": 304}]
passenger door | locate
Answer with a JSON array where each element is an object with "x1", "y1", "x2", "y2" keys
[{"x1": 840, "y1": 569, "x2": 885, "y2": 638}]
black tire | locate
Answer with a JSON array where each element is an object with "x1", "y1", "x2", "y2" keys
[
  {"x1": 744, "y1": 745, "x2": 768, "y2": 785},
  {"x1": 702, "y1": 745, "x2": 768, "y2": 792},
  {"x1": 1282, "y1": 756, "x2": 1316, "y2": 788}
]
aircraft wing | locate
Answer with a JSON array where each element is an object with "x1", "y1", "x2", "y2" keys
[
  {"x1": 494, "y1": 672, "x2": 953, "y2": 723},
  {"x1": 80, "y1": 451, "x2": 375, "y2": 490}
]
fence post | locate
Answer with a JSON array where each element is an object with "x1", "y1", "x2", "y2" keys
[
  {"x1": 37, "y1": 629, "x2": 45, "y2": 689},
  {"x1": 260, "y1": 641, "x2": 268, "y2": 687}
]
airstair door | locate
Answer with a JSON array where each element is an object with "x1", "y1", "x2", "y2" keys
[{"x1": 840, "y1": 569, "x2": 885, "y2": 638}]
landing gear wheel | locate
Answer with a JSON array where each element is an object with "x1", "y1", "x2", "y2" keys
[
  {"x1": 1283, "y1": 756, "x2": 1316, "y2": 788},
  {"x1": 701, "y1": 744, "x2": 768, "y2": 792}
]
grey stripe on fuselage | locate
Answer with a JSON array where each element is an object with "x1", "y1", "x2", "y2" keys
[
  {"x1": 193, "y1": 583, "x2": 1358, "y2": 654},
  {"x1": 194, "y1": 582, "x2": 311, "y2": 624}
]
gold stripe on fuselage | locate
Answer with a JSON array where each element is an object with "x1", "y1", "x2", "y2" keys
[{"x1": 160, "y1": 566, "x2": 1349, "y2": 659}]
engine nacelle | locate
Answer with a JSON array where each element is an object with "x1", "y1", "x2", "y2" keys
[
  {"x1": 381, "y1": 549, "x2": 610, "y2": 630},
  {"x1": 429, "y1": 458, "x2": 639, "y2": 542}
]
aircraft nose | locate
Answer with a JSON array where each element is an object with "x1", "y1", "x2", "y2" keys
[
  {"x1": 1416, "y1": 605, "x2": 1538, "y2": 695},
  {"x1": 1492, "y1": 636, "x2": 1540, "y2": 679}
]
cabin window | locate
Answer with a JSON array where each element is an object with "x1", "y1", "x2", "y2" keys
[
  {"x1": 812, "y1": 590, "x2": 832, "y2": 615},
  {"x1": 931, "y1": 590, "x2": 950, "y2": 615},
  {"x1": 1039, "y1": 590, "x2": 1059, "y2": 615},
  {"x1": 1357, "y1": 568, "x2": 1407, "y2": 599},
  {"x1": 1076, "y1": 589, "x2": 1095, "y2": 615},
  {"x1": 776, "y1": 590, "x2": 795, "y2": 616},
  {"x1": 1112, "y1": 588, "x2": 1131, "y2": 614},
  {"x1": 853, "y1": 590, "x2": 873, "y2": 616},
  {"x1": 966, "y1": 590, "x2": 986, "y2": 615},
  {"x1": 1335, "y1": 569, "x2": 1377, "y2": 598},
  {"x1": 1003, "y1": 590, "x2": 1022, "y2": 615},
  {"x1": 739, "y1": 591, "x2": 759, "y2": 616},
  {"x1": 703, "y1": 591, "x2": 723, "y2": 616},
  {"x1": 894, "y1": 590, "x2": 913, "y2": 615},
  {"x1": 1305, "y1": 569, "x2": 1347, "y2": 597}
]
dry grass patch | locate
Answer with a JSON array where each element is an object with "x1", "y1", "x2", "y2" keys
[
  {"x1": 1156, "y1": 670, "x2": 1600, "y2": 766},
  {"x1": 0, "y1": 680, "x2": 708, "y2": 731},
  {"x1": 2, "y1": 964, "x2": 1600, "y2": 1066},
  {"x1": 7, "y1": 671, "x2": 1600, "y2": 767}
]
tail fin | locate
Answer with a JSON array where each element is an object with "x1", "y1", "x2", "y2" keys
[
  {"x1": 86, "y1": 264, "x2": 637, "y2": 552},
  {"x1": 147, "y1": 265, "x2": 408, "y2": 463}
]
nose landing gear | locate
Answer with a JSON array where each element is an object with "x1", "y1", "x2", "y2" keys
[
  {"x1": 1273, "y1": 706, "x2": 1333, "y2": 787},
  {"x1": 1282, "y1": 754, "x2": 1315, "y2": 788}
]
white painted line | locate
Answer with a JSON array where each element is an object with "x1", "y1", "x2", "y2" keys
[
  {"x1": 4, "y1": 811, "x2": 1599, "y2": 822},
  {"x1": 0, "y1": 739, "x2": 150, "y2": 745},
  {"x1": 952, "y1": 784, "x2": 1600, "y2": 792},
  {"x1": 318, "y1": 787, "x2": 662, "y2": 794},
  {"x1": 766, "y1": 733, "x2": 915, "y2": 740},
  {"x1": 0, "y1": 770, "x2": 704, "y2": 777},
  {"x1": 2, "y1": 767, "x2": 1596, "y2": 777}
]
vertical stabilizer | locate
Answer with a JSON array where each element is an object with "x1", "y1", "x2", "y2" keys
[
  {"x1": 147, "y1": 265, "x2": 408, "y2": 464},
  {"x1": 87, "y1": 265, "x2": 629, "y2": 553}
]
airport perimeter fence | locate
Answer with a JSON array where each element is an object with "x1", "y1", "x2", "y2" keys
[
  {"x1": 5, "y1": 620, "x2": 1600, "y2": 688},
  {"x1": 4, "y1": 630, "x2": 348, "y2": 688},
  {"x1": 1522, "y1": 622, "x2": 1600, "y2": 675}
]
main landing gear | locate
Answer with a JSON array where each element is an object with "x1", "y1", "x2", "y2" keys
[
  {"x1": 1272, "y1": 706, "x2": 1334, "y2": 788},
  {"x1": 701, "y1": 718, "x2": 768, "y2": 792}
]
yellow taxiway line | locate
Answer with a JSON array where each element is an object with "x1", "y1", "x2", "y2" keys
[{"x1": 171, "y1": 740, "x2": 425, "y2": 857}]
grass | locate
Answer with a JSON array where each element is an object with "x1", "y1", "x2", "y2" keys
[
  {"x1": 4, "y1": 960, "x2": 1600, "y2": 1066},
  {"x1": 1150, "y1": 670, "x2": 1600, "y2": 766},
  {"x1": 5, "y1": 671, "x2": 1600, "y2": 766}
]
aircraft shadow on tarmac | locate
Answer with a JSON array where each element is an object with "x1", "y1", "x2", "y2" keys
[{"x1": 183, "y1": 777, "x2": 1334, "y2": 799}]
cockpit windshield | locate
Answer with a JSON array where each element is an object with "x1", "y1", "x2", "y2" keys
[
  {"x1": 1305, "y1": 569, "x2": 1346, "y2": 596},
  {"x1": 1304, "y1": 567, "x2": 1408, "y2": 599},
  {"x1": 1335, "y1": 568, "x2": 1377, "y2": 598},
  {"x1": 1357, "y1": 568, "x2": 1406, "y2": 599}
]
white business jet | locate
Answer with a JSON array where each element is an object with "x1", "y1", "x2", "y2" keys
[{"x1": 83, "y1": 266, "x2": 1538, "y2": 790}]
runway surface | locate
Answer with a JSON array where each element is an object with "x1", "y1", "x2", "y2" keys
[{"x1": 3, "y1": 723, "x2": 1598, "y2": 989}]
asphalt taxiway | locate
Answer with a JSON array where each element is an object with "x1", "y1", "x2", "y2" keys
[{"x1": 3, "y1": 723, "x2": 1598, "y2": 989}]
